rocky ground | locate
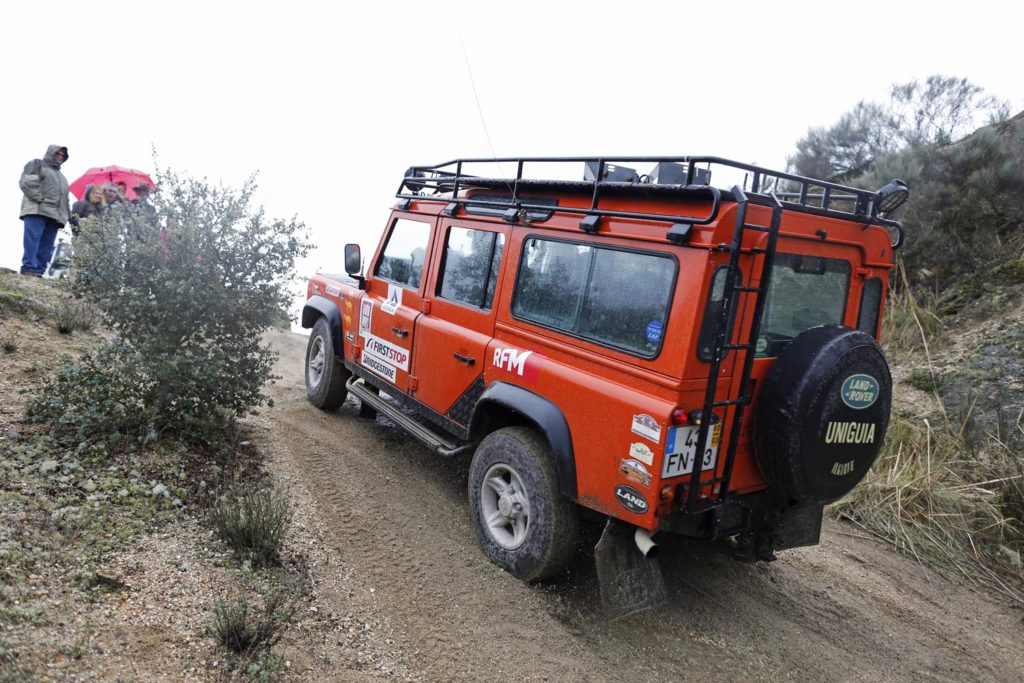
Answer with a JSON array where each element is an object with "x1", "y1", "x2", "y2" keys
[{"x1": 2, "y1": 271, "x2": 1022, "y2": 681}]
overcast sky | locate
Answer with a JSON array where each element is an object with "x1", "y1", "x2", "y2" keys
[{"x1": 2, "y1": 0, "x2": 1020, "y2": 307}]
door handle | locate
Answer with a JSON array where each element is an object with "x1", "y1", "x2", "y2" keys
[
  {"x1": 453, "y1": 352, "x2": 475, "y2": 365},
  {"x1": 391, "y1": 326, "x2": 408, "y2": 337}
]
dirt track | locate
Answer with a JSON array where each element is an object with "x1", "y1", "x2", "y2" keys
[{"x1": 265, "y1": 330, "x2": 1022, "y2": 682}]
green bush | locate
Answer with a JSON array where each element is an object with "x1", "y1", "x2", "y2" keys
[
  {"x1": 211, "y1": 589, "x2": 296, "y2": 655},
  {"x1": 28, "y1": 170, "x2": 308, "y2": 450},
  {"x1": 210, "y1": 484, "x2": 293, "y2": 568}
]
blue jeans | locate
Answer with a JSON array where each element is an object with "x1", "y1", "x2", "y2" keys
[{"x1": 21, "y1": 215, "x2": 61, "y2": 275}]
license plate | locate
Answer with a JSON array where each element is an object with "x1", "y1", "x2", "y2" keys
[{"x1": 661, "y1": 423, "x2": 720, "y2": 478}]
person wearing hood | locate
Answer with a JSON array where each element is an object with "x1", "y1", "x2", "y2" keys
[
  {"x1": 69, "y1": 183, "x2": 106, "y2": 236},
  {"x1": 19, "y1": 144, "x2": 70, "y2": 276}
]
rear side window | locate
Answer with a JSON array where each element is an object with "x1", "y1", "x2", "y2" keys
[
  {"x1": 697, "y1": 266, "x2": 739, "y2": 362},
  {"x1": 857, "y1": 277, "x2": 883, "y2": 337},
  {"x1": 375, "y1": 218, "x2": 431, "y2": 288},
  {"x1": 438, "y1": 226, "x2": 505, "y2": 310},
  {"x1": 512, "y1": 238, "x2": 675, "y2": 357}
]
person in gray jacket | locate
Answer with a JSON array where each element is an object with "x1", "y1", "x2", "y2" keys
[{"x1": 19, "y1": 144, "x2": 70, "y2": 276}]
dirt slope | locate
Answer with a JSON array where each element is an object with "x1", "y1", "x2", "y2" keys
[{"x1": 266, "y1": 330, "x2": 1023, "y2": 682}]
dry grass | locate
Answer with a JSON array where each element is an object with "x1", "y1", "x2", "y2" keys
[
  {"x1": 833, "y1": 409, "x2": 1024, "y2": 604},
  {"x1": 883, "y1": 260, "x2": 943, "y2": 354}
]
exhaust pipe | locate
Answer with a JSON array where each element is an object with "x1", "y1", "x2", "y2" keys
[{"x1": 634, "y1": 527, "x2": 658, "y2": 558}]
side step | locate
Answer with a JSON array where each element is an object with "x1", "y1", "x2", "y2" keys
[{"x1": 346, "y1": 377, "x2": 470, "y2": 457}]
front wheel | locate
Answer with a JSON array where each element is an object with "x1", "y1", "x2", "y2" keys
[
  {"x1": 305, "y1": 317, "x2": 349, "y2": 410},
  {"x1": 468, "y1": 427, "x2": 580, "y2": 581}
]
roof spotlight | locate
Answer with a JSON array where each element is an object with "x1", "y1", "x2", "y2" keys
[{"x1": 875, "y1": 179, "x2": 909, "y2": 215}]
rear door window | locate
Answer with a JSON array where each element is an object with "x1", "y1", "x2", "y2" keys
[
  {"x1": 512, "y1": 237, "x2": 676, "y2": 357},
  {"x1": 437, "y1": 226, "x2": 505, "y2": 310},
  {"x1": 756, "y1": 253, "x2": 850, "y2": 357}
]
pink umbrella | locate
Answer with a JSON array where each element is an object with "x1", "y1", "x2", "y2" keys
[{"x1": 70, "y1": 165, "x2": 156, "y2": 200}]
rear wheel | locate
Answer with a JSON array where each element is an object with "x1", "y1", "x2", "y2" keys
[
  {"x1": 305, "y1": 317, "x2": 349, "y2": 410},
  {"x1": 468, "y1": 427, "x2": 580, "y2": 581}
]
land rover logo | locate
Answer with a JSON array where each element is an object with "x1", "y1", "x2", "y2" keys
[
  {"x1": 614, "y1": 485, "x2": 648, "y2": 514},
  {"x1": 840, "y1": 374, "x2": 879, "y2": 410}
]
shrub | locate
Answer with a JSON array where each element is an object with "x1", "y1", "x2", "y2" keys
[
  {"x1": 211, "y1": 589, "x2": 296, "y2": 655},
  {"x1": 1, "y1": 336, "x2": 17, "y2": 354},
  {"x1": 210, "y1": 484, "x2": 293, "y2": 568},
  {"x1": 30, "y1": 170, "x2": 308, "y2": 450},
  {"x1": 52, "y1": 299, "x2": 96, "y2": 335}
]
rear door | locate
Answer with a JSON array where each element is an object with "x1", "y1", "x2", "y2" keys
[
  {"x1": 411, "y1": 219, "x2": 509, "y2": 423},
  {"x1": 360, "y1": 215, "x2": 435, "y2": 393}
]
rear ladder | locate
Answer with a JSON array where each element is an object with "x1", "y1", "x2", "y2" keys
[{"x1": 682, "y1": 188, "x2": 783, "y2": 515}]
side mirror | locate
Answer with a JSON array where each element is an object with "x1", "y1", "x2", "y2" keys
[{"x1": 344, "y1": 244, "x2": 362, "y2": 276}]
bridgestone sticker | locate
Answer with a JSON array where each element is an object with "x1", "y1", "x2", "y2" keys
[
  {"x1": 363, "y1": 334, "x2": 409, "y2": 371},
  {"x1": 840, "y1": 374, "x2": 880, "y2": 409},
  {"x1": 381, "y1": 284, "x2": 402, "y2": 315},
  {"x1": 630, "y1": 414, "x2": 661, "y2": 444},
  {"x1": 361, "y1": 354, "x2": 396, "y2": 383}
]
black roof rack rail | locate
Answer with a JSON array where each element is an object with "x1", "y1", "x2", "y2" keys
[{"x1": 395, "y1": 156, "x2": 905, "y2": 247}]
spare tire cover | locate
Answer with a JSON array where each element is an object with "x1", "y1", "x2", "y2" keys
[{"x1": 754, "y1": 325, "x2": 891, "y2": 505}]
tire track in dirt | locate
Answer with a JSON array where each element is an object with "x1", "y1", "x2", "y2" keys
[{"x1": 267, "y1": 331, "x2": 1023, "y2": 682}]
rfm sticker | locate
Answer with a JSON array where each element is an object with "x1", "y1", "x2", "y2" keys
[{"x1": 492, "y1": 348, "x2": 533, "y2": 376}]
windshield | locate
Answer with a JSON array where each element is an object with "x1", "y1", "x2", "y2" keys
[{"x1": 756, "y1": 253, "x2": 850, "y2": 357}]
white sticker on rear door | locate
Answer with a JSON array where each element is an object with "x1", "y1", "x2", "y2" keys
[{"x1": 381, "y1": 284, "x2": 402, "y2": 315}]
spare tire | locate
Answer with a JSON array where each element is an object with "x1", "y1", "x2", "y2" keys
[{"x1": 754, "y1": 325, "x2": 891, "y2": 505}]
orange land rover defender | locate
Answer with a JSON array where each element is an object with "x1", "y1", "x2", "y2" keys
[{"x1": 302, "y1": 157, "x2": 908, "y2": 617}]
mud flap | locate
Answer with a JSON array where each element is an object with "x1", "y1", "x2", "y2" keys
[{"x1": 594, "y1": 518, "x2": 667, "y2": 620}]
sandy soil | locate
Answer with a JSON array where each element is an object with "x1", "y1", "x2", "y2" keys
[{"x1": 263, "y1": 330, "x2": 1024, "y2": 682}]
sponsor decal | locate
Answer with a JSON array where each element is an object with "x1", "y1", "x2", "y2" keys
[
  {"x1": 312, "y1": 284, "x2": 320, "y2": 294},
  {"x1": 361, "y1": 353, "x2": 397, "y2": 383},
  {"x1": 824, "y1": 421, "x2": 876, "y2": 445},
  {"x1": 628, "y1": 442, "x2": 654, "y2": 466},
  {"x1": 841, "y1": 374, "x2": 880, "y2": 410},
  {"x1": 343, "y1": 313, "x2": 353, "y2": 329},
  {"x1": 630, "y1": 414, "x2": 661, "y2": 444},
  {"x1": 492, "y1": 348, "x2": 533, "y2": 377},
  {"x1": 325, "y1": 284, "x2": 341, "y2": 297},
  {"x1": 345, "y1": 332, "x2": 355, "y2": 342},
  {"x1": 381, "y1": 284, "x2": 402, "y2": 314},
  {"x1": 619, "y1": 459, "x2": 652, "y2": 488},
  {"x1": 359, "y1": 299, "x2": 373, "y2": 338},
  {"x1": 645, "y1": 320, "x2": 663, "y2": 344},
  {"x1": 345, "y1": 299, "x2": 353, "y2": 311},
  {"x1": 831, "y1": 460, "x2": 856, "y2": 476},
  {"x1": 363, "y1": 334, "x2": 410, "y2": 371},
  {"x1": 614, "y1": 484, "x2": 649, "y2": 514}
]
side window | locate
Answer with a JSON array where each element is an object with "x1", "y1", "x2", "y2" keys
[
  {"x1": 697, "y1": 266, "x2": 739, "y2": 362},
  {"x1": 512, "y1": 238, "x2": 675, "y2": 357},
  {"x1": 375, "y1": 218, "x2": 431, "y2": 288},
  {"x1": 857, "y1": 277, "x2": 883, "y2": 337},
  {"x1": 437, "y1": 227, "x2": 505, "y2": 310}
]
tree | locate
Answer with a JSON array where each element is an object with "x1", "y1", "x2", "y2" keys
[
  {"x1": 789, "y1": 75, "x2": 1009, "y2": 181},
  {"x1": 30, "y1": 169, "x2": 309, "y2": 449}
]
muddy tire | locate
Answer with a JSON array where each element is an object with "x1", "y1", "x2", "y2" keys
[
  {"x1": 468, "y1": 427, "x2": 580, "y2": 582},
  {"x1": 305, "y1": 317, "x2": 349, "y2": 410}
]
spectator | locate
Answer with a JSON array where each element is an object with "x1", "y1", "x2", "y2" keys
[
  {"x1": 69, "y1": 184, "x2": 106, "y2": 236},
  {"x1": 19, "y1": 144, "x2": 70, "y2": 276},
  {"x1": 102, "y1": 183, "x2": 123, "y2": 208}
]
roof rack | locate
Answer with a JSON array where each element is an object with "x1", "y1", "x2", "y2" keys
[{"x1": 395, "y1": 156, "x2": 905, "y2": 247}]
